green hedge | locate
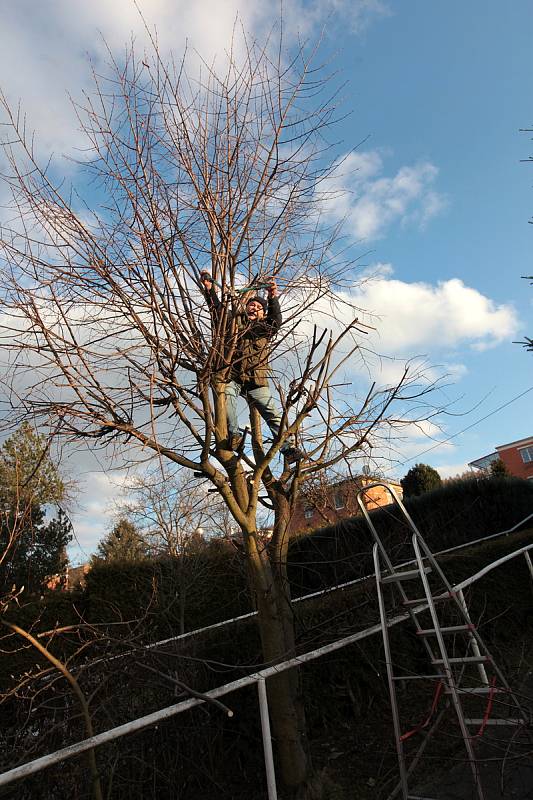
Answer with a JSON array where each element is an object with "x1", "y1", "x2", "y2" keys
[
  {"x1": 84, "y1": 546, "x2": 252, "y2": 639},
  {"x1": 288, "y1": 476, "x2": 533, "y2": 596}
]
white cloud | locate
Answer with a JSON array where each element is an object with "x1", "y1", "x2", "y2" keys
[
  {"x1": 286, "y1": 266, "x2": 519, "y2": 364},
  {"x1": 323, "y1": 150, "x2": 447, "y2": 240},
  {"x1": 0, "y1": 0, "x2": 388, "y2": 161},
  {"x1": 69, "y1": 469, "x2": 129, "y2": 562},
  {"x1": 350, "y1": 273, "x2": 519, "y2": 354},
  {"x1": 434, "y1": 461, "x2": 471, "y2": 480}
]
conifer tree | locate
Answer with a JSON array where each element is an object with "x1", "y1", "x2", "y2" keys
[
  {"x1": 0, "y1": 423, "x2": 70, "y2": 594},
  {"x1": 93, "y1": 518, "x2": 148, "y2": 563},
  {"x1": 401, "y1": 463, "x2": 442, "y2": 498},
  {"x1": 489, "y1": 458, "x2": 510, "y2": 478}
]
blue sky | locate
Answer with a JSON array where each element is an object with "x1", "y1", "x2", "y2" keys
[
  {"x1": 342, "y1": 1, "x2": 532, "y2": 472},
  {"x1": 0, "y1": 1, "x2": 531, "y2": 562}
]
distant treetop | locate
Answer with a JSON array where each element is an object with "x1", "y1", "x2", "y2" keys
[
  {"x1": 401, "y1": 463, "x2": 442, "y2": 498},
  {"x1": 92, "y1": 518, "x2": 148, "y2": 564}
]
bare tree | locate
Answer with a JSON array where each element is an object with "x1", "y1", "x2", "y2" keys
[
  {"x1": 119, "y1": 469, "x2": 212, "y2": 558},
  {"x1": 117, "y1": 467, "x2": 225, "y2": 633},
  {"x1": 0, "y1": 29, "x2": 442, "y2": 792}
]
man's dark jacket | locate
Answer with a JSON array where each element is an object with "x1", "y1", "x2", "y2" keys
[{"x1": 207, "y1": 287, "x2": 281, "y2": 387}]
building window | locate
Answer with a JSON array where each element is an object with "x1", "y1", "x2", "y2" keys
[
  {"x1": 333, "y1": 491, "x2": 344, "y2": 510},
  {"x1": 304, "y1": 505, "x2": 314, "y2": 519},
  {"x1": 519, "y1": 446, "x2": 533, "y2": 464}
]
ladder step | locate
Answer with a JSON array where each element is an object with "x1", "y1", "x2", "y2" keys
[
  {"x1": 392, "y1": 674, "x2": 447, "y2": 681},
  {"x1": 407, "y1": 797, "x2": 440, "y2": 800},
  {"x1": 417, "y1": 624, "x2": 474, "y2": 635},
  {"x1": 432, "y1": 656, "x2": 489, "y2": 665},
  {"x1": 403, "y1": 592, "x2": 449, "y2": 606},
  {"x1": 465, "y1": 718, "x2": 525, "y2": 726},
  {"x1": 445, "y1": 686, "x2": 507, "y2": 695},
  {"x1": 381, "y1": 567, "x2": 432, "y2": 584}
]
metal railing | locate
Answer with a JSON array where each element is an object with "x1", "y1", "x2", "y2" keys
[{"x1": 1, "y1": 514, "x2": 532, "y2": 797}]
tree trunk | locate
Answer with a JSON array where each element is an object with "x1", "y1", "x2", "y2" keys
[{"x1": 243, "y1": 522, "x2": 310, "y2": 791}]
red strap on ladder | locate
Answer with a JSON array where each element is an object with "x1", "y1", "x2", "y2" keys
[
  {"x1": 473, "y1": 677, "x2": 497, "y2": 738},
  {"x1": 400, "y1": 680, "x2": 444, "y2": 742}
]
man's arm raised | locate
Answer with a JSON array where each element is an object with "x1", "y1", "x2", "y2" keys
[
  {"x1": 267, "y1": 278, "x2": 282, "y2": 334},
  {"x1": 200, "y1": 271, "x2": 221, "y2": 313}
]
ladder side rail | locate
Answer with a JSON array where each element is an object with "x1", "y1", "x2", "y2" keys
[
  {"x1": 357, "y1": 483, "x2": 437, "y2": 657},
  {"x1": 412, "y1": 535, "x2": 485, "y2": 800},
  {"x1": 415, "y1": 536, "x2": 527, "y2": 717},
  {"x1": 357, "y1": 481, "x2": 430, "y2": 542},
  {"x1": 413, "y1": 533, "x2": 492, "y2": 686},
  {"x1": 356, "y1": 483, "x2": 404, "y2": 575},
  {"x1": 414, "y1": 528, "x2": 464, "y2": 595},
  {"x1": 356, "y1": 484, "x2": 417, "y2": 614},
  {"x1": 387, "y1": 708, "x2": 446, "y2": 800},
  {"x1": 374, "y1": 544, "x2": 409, "y2": 800},
  {"x1": 357, "y1": 482, "x2": 435, "y2": 585}
]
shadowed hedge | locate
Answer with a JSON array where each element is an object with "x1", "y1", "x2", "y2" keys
[
  {"x1": 288, "y1": 476, "x2": 533, "y2": 596},
  {"x1": 72, "y1": 476, "x2": 533, "y2": 633},
  {"x1": 84, "y1": 544, "x2": 253, "y2": 640}
]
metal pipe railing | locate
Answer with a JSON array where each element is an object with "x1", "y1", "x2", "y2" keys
[{"x1": 1, "y1": 515, "x2": 532, "y2": 795}]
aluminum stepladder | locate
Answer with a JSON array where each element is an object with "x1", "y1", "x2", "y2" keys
[{"x1": 356, "y1": 482, "x2": 527, "y2": 800}]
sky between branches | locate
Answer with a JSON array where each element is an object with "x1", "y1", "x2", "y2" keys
[{"x1": 0, "y1": 0, "x2": 531, "y2": 561}]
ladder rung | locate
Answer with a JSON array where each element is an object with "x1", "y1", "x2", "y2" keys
[
  {"x1": 432, "y1": 656, "x2": 489, "y2": 665},
  {"x1": 403, "y1": 592, "x2": 449, "y2": 606},
  {"x1": 392, "y1": 674, "x2": 446, "y2": 681},
  {"x1": 381, "y1": 567, "x2": 431, "y2": 584},
  {"x1": 445, "y1": 686, "x2": 507, "y2": 695},
  {"x1": 417, "y1": 624, "x2": 474, "y2": 635},
  {"x1": 465, "y1": 718, "x2": 526, "y2": 726}
]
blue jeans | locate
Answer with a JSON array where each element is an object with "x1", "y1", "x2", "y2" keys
[{"x1": 225, "y1": 380, "x2": 291, "y2": 451}]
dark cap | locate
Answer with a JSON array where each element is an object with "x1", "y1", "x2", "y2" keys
[{"x1": 246, "y1": 295, "x2": 268, "y2": 312}]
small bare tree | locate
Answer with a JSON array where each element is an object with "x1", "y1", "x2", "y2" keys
[
  {"x1": 117, "y1": 468, "x2": 224, "y2": 633},
  {"x1": 0, "y1": 29, "x2": 442, "y2": 792},
  {"x1": 119, "y1": 469, "x2": 211, "y2": 558}
]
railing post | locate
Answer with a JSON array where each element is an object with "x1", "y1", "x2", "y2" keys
[
  {"x1": 457, "y1": 588, "x2": 488, "y2": 686},
  {"x1": 257, "y1": 677, "x2": 278, "y2": 800},
  {"x1": 523, "y1": 551, "x2": 533, "y2": 581}
]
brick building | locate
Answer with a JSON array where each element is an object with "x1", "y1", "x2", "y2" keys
[
  {"x1": 45, "y1": 562, "x2": 91, "y2": 592},
  {"x1": 288, "y1": 476, "x2": 403, "y2": 536},
  {"x1": 469, "y1": 435, "x2": 533, "y2": 481}
]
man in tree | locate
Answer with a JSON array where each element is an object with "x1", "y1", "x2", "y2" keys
[{"x1": 200, "y1": 271, "x2": 303, "y2": 462}]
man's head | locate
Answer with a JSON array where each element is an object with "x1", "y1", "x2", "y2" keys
[{"x1": 246, "y1": 296, "x2": 267, "y2": 321}]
